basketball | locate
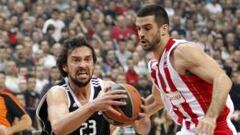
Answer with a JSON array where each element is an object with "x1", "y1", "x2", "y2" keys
[{"x1": 103, "y1": 83, "x2": 142, "y2": 126}]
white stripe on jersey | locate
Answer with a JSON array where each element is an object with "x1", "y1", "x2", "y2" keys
[
  {"x1": 166, "y1": 43, "x2": 205, "y2": 117},
  {"x1": 226, "y1": 96, "x2": 237, "y2": 135}
]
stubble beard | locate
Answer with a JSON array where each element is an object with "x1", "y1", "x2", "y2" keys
[
  {"x1": 143, "y1": 31, "x2": 161, "y2": 52},
  {"x1": 69, "y1": 74, "x2": 92, "y2": 87}
]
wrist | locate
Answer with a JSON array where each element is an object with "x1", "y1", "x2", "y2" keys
[
  {"x1": 134, "y1": 117, "x2": 151, "y2": 134},
  {"x1": 88, "y1": 101, "x2": 98, "y2": 113},
  {"x1": 205, "y1": 111, "x2": 218, "y2": 120}
]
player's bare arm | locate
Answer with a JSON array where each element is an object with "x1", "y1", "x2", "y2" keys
[
  {"x1": 144, "y1": 84, "x2": 164, "y2": 117},
  {"x1": 173, "y1": 43, "x2": 232, "y2": 135},
  {"x1": 47, "y1": 85, "x2": 127, "y2": 134},
  {"x1": 47, "y1": 87, "x2": 95, "y2": 135},
  {"x1": 131, "y1": 85, "x2": 164, "y2": 134}
]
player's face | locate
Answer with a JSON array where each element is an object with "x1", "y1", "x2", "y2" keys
[
  {"x1": 136, "y1": 16, "x2": 161, "y2": 52},
  {"x1": 64, "y1": 46, "x2": 94, "y2": 87}
]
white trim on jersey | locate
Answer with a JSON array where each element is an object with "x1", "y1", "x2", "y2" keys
[
  {"x1": 65, "y1": 78, "x2": 96, "y2": 107},
  {"x1": 226, "y1": 95, "x2": 238, "y2": 135}
]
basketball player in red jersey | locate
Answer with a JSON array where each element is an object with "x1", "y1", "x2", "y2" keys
[{"x1": 136, "y1": 4, "x2": 237, "y2": 135}]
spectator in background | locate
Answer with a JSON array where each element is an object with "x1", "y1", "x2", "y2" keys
[
  {"x1": 102, "y1": 50, "x2": 121, "y2": 75},
  {"x1": 170, "y1": 15, "x2": 186, "y2": 38},
  {"x1": 24, "y1": 74, "x2": 40, "y2": 130},
  {"x1": 0, "y1": 46, "x2": 8, "y2": 72},
  {"x1": 42, "y1": 8, "x2": 65, "y2": 42},
  {"x1": 230, "y1": 72, "x2": 240, "y2": 132},
  {"x1": 4, "y1": 60, "x2": 20, "y2": 94},
  {"x1": 43, "y1": 24, "x2": 57, "y2": 46},
  {"x1": 51, "y1": 43, "x2": 62, "y2": 59},
  {"x1": 115, "y1": 39, "x2": 132, "y2": 70},
  {"x1": 205, "y1": 0, "x2": 223, "y2": 15},
  {"x1": 135, "y1": 74, "x2": 151, "y2": 98},
  {"x1": 111, "y1": 15, "x2": 135, "y2": 41},
  {"x1": 40, "y1": 66, "x2": 62, "y2": 98},
  {"x1": 125, "y1": 58, "x2": 139, "y2": 86},
  {"x1": 0, "y1": 0, "x2": 239, "y2": 134},
  {"x1": 13, "y1": 44, "x2": 34, "y2": 68},
  {"x1": 152, "y1": 110, "x2": 180, "y2": 135},
  {"x1": 39, "y1": 40, "x2": 56, "y2": 69},
  {"x1": 34, "y1": 65, "x2": 49, "y2": 94}
]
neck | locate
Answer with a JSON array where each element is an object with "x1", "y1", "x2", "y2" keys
[
  {"x1": 153, "y1": 35, "x2": 170, "y2": 59},
  {"x1": 68, "y1": 80, "x2": 91, "y2": 100}
]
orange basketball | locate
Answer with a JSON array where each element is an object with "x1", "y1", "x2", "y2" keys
[{"x1": 103, "y1": 83, "x2": 142, "y2": 125}]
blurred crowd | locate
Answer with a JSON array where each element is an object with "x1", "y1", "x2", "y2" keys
[{"x1": 0, "y1": 0, "x2": 239, "y2": 134}]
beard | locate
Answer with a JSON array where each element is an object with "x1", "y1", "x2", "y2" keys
[
  {"x1": 141, "y1": 31, "x2": 161, "y2": 52},
  {"x1": 69, "y1": 75, "x2": 91, "y2": 87},
  {"x1": 69, "y1": 72, "x2": 92, "y2": 87}
]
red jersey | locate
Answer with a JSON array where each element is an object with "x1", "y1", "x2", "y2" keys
[{"x1": 148, "y1": 38, "x2": 236, "y2": 134}]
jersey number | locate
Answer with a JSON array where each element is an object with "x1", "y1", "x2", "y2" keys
[{"x1": 79, "y1": 120, "x2": 96, "y2": 135}]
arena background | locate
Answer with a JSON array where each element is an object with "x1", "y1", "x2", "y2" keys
[{"x1": 0, "y1": 0, "x2": 239, "y2": 134}]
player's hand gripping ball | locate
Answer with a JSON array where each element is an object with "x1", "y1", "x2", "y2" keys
[{"x1": 103, "y1": 83, "x2": 142, "y2": 125}]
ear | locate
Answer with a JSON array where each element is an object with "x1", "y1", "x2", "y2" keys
[
  {"x1": 161, "y1": 24, "x2": 169, "y2": 36},
  {"x1": 63, "y1": 64, "x2": 68, "y2": 73}
]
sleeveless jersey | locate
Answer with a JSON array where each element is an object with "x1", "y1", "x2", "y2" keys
[
  {"x1": 148, "y1": 38, "x2": 236, "y2": 133},
  {"x1": 36, "y1": 78, "x2": 110, "y2": 135}
]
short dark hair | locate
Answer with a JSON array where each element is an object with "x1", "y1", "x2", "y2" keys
[
  {"x1": 57, "y1": 36, "x2": 97, "y2": 77},
  {"x1": 137, "y1": 4, "x2": 169, "y2": 26}
]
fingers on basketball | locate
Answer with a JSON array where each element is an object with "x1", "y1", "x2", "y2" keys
[{"x1": 103, "y1": 83, "x2": 142, "y2": 125}]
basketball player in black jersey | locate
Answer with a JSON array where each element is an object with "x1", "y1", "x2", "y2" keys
[{"x1": 36, "y1": 36, "x2": 150, "y2": 135}]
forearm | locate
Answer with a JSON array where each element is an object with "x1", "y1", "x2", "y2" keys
[
  {"x1": 7, "y1": 115, "x2": 32, "y2": 134},
  {"x1": 145, "y1": 95, "x2": 163, "y2": 117},
  {"x1": 133, "y1": 117, "x2": 151, "y2": 135},
  {"x1": 52, "y1": 102, "x2": 96, "y2": 135},
  {"x1": 146, "y1": 100, "x2": 163, "y2": 117},
  {"x1": 206, "y1": 74, "x2": 232, "y2": 119}
]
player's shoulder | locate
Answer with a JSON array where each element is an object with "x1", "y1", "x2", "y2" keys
[
  {"x1": 46, "y1": 84, "x2": 67, "y2": 100},
  {"x1": 173, "y1": 41, "x2": 203, "y2": 58}
]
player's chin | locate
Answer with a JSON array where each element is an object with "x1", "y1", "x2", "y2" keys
[
  {"x1": 76, "y1": 76, "x2": 90, "y2": 82},
  {"x1": 140, "y1": 43, "x2": 149, "y2": 49}
]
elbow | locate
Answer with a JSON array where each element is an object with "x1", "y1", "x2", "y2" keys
[
  {"x1": 227, "y1": 76, "x2": 233, "y2": 89},
  {"x1": 223, "y1": 73, "x2": 233, "y2": 91},
  {"x1": 52, "y1": 124, "x2": 66, "y2": 135},
  {"x1": 52, "y1": 125, "x2": 61, "y2": 135}
]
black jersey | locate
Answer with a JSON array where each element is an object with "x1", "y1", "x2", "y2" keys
[{"x1": 36, "y1": 78, "x2": 110, "y2": 135}]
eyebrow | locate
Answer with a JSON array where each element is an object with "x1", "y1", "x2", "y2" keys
[
  {"x1": 71, "y1": 55, "x2": 92, "y2": 58},
  {"x1": 137, "y1": 23, "x2": 152, "y2": 27}
]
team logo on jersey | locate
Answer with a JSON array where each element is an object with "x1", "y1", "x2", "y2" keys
[{"x1": 165, "y1": 91, "x2": 185, "y2": 106}]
